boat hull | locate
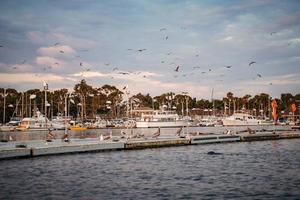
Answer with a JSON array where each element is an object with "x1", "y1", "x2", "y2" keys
[
  {"x1": 136, "y1": 120, "x2": 187, "y2": 128},
  {"x1": 222, "y1": 119, "x2": 260, "y2": 126}
]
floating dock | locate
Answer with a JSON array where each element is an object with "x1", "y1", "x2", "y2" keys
[{"x1": 1, "y1": 131, "x2": 300, "y2": 160}]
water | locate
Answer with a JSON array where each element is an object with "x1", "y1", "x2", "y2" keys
[{"x1": 0, "y1": 139, "x2": 300, "y2": 199}]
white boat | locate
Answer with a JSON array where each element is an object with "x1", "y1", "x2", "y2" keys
[
  {"x1": 136, "y1": 110, "x2": 187, "y2": 128},
  {"x1": 222, "y1": 113, "x2": 261, "y2": 126},
  {"x1": 16, "y1": 111, "x2": 51, "y2": 131}
]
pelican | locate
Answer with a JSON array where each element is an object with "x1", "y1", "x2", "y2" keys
[{"x1": 152, "y1": 127, "x2": 161, "y2": 139}]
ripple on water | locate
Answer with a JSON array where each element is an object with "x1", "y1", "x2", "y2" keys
[{"x1": 0, "y1": 139, "x2": 300, "y2": 199}]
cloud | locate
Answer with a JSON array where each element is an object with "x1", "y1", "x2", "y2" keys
[
  {"x1": 37, "y1": 45, "x2": 76, "y2": 57},
  {"x1": 27, "y1": 31, "x2": 44, "y2": 44},
  {"x1": 0, "y1": 73, "x2": 66, "y2": 83},
  {"x1": 36, "y1": 56, "x2": 66, "y2": 67}
]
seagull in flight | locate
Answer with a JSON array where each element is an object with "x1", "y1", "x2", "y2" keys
[
  {"x1": 137, "y1": 49, "x2": 146, "y2": 52},
  {"x1": 160, "y1": 28, "x2": 166, "y2": 31},
  {"x1": 249, "y1": 61, "x2": 256, "y2": 66},
  {"x1": 54, "y1": 42, "x2": 60, "y2": 46},
  {"x1": 80, "y1": 62, "x2": 83, "y2": 66},
  {"x1": 165, "y1": 36, "x2": 168, "y2": 40},
  {"x1": 59, "y1": 50, "x2": 64, "y2": 53},
  {"x1": 174, "y1": 66, "x2": 180, "y2": 72},
  {"x1": 257, "y1": 74, "x2": 262, "y2": 78},
  {"x1": 225, "y1": 66, "x2": 232, "y2": 68}
]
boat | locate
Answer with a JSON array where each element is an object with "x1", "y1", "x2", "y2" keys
[
  {"x1": 222, "y1": 113, "x2": 261, "y2": 126},
  {"x1": 136, "y1": 110, "x2": 187, "y2": 128},
  {"x1": 69, "y1": 124, "x2": 87, "y2": 131},
  {"x1": 16, "y1": 111, "x2": 51, "y2": 131},
  {"x1": 0, "y1": 118, "x2": 21, "y2": 132}
]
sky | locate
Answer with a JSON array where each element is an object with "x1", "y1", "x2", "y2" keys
[{"x1": 0, "y1": 0, "x2": 300, "y2": 99}]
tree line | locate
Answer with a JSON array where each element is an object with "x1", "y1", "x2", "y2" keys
[{"x1": 0, "y1": 79, "x2": 299, "y2": 123}]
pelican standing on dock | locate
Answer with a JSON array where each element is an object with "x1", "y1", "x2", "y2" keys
[{"x1": 152, "y1": 127, "x2": 161, "y2": 139}]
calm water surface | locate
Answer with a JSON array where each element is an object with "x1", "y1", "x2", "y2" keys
[{"x1": 0, "y1": 139, "x2": 300, "y2": 199}]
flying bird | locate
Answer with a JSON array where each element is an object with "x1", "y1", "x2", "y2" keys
[
  {"x1": 208, "y1": 69, "x2": 212, "y2": 72},
  {"x1": 257, "y1": 74, "x2": 262, "y2": 78},
  {"x1": 166, "y1": 52, "x2": 172, "y2": 55},
  {"x1": 165, "y1": 36, "x2": 168, "y2": 40},
  {"x1": 195, "y1": 54, "x2": 199, "y2": 57},
  {"x1": 269, "y1": 82, "x2": 273, "y2": 85},
  {"x1": 137, "y1": 49, "x2": 146, "y2": 52},
  {"x1": 201, "y1": 71, "x2": 206, "y2": 74},
  {"x1": 118, "y1": 72, "x2": 129, "y2": 75},
  {"x1": 21, "y1": 60, "x2": 26, "y2": 64},
  {"x1": 112, "y1": 67, "x2": 119, "y2": 71},
  {"x1": 249, "y1": 61, "x2": 256, "y2": 66},
  {"x1": 54, "y1": 62, "x2": 59, "y2": 65},
  {"x1": 161, "y1": 61, "x2": 165, "y2": 63},
  {"x1": 174, "y1": 66, "x2": 180, "y2": 72},
  {"x1": 105, "y1": 63, "x2": 110, "y2": 66},
  {"x1": 270, "y1": 31, "x2": 276, "y2": 35},
  {"x1": 80, "y1": 62, "x2": 83, "y2": 66},
  {"x1": 225, "y1": 66, "x2": 232, "y2": 68},
  {"x1": 193, "y1": 66, "x2": 200, "y2": 69},
  {"x1": 0, "y1": 45, "x2": 3, "y2": 47},
  {"x1": 54, "y1": 42, "x2": 60, "y2": 46},
  {"x1": 160, "y1": 28, "x2": 166, "y2": 31},
  {"x1": 59, "y1": 50, "x2": 64, "y2": 53}
]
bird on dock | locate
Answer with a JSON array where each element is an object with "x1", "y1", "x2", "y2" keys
[
  {"x1": 120, "y1": 130, "x2": 127, "y2": 139},
  {"x1": 62, "y1": 133, "x2": 70, "y2": 142},
  {"x1": 152, "y1": 127, "x2": 161, "y2": 139},
  {"x1": 249, "y1": 61, "x2": 256, "y2": 66},
  {"x1": 247, "y1": 127, "x2": 255, "y2": 134},
  {"x1": 175, "y1": 127, "x2": 183, "y2": 136},
  {"x1": 104, "y1": 131, "x2": 113, "y2": 140},
  {"x1": 223, "y1": 129, "x2": 231, "y2": 135}
]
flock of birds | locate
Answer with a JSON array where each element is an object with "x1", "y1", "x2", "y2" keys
[{"x1": 0, "y1": 28, "x2": 287, "y2": 86}]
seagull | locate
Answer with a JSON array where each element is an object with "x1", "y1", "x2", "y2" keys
[
  {"x1": 0, "y1": 45, "x2": 3, "y2": 47},
  {"x1": 174, "y1": 66, "x2": 180, "y2": 72},
  {"x1": 165, "y1": 36, "x2": 168, "y2": 40},
  {"x1": 193, "y1": 66, "x2": 201, "y2": 69},
  {"x1": 21, "y1": 60, "x2": 26, "y2": 64},
  {"x1": 80, "y1": 62, "x2": 83, "y2": 66},
  {"x1": 59, "y1": 50, "x2": 64, "y2": 53},
  {"x1": 208, "y1": 69, "x2": 212, "y2": 72},
  {"x1": 195, "y1": 54, "x2": 199, "y2": 57},
  {"x1": 54, "y1": 42, "x2": 60, "y2": 46},
  {"x1": 249, "y1": 61, "x2": 256, "y2": 66},
  {"x1": 247, "y1": 127, "x2": 255, "y2": 134},
  {"x1": 160, "y1": 28, "x2": 166, "y2": 31},
  {"x1": 270, "y1": 31, "x2": 276, "y2": 35},
  {"x1": 225, "y1": 66, "x2": 232, "y2": 68},
  {"x1": 166, "y1": 52, "x2": 172, "y2": 55},
  {"x1": 152, "y1": 127, "x2": 160, "y2": 139},
  {"x1": 105, "y1": 63, "x2": 110, "y2": 66},
  {"x1": 257, "y1": 74, "x2": 262, "y2": 78},
  {"x1": 54, "y1": 62, "x2": 59, "y2": 65},
  {"x1": 201, "y1": 71, "x2": 206, "y2": 74},
  {"x1": 118, "y1": 72, "x2": 129, "y2": 75},
  {"x1": 137, "y1": 49, "x2": 146, "y2": 52},
  {"x1": 112, "y1": 67, "x2": 118, "y2": 71},
  {"x1": 12, "y1": 66, "x2": 18, "y2": 70},
  {"x1": 269, "y1": 82, "x2": 273, "y2": 85},
  {"x1": 161, "y1": 61, "x2": 165, "y2": 63}
]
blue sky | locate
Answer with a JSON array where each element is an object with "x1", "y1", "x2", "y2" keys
[{"x1": 0, "y1": 0, "x2": 299, "y2": 99}]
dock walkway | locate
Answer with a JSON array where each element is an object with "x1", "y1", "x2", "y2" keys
[{"x1": 1, "y1": 131, "x2": 300, "y2": 160}]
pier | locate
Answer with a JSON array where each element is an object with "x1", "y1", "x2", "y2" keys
[{"x1": 1, "y1": 130, "x2": 300, "y2": 160}]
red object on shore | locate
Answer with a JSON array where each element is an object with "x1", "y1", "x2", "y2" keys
[{"x1": 271, "y1": 100, "x2": 278, "y2": 124}]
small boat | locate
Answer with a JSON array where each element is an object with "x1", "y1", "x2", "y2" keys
[
  {"x1": 16, "y1": 111, "x2": 51, "y2": 131},
  {"x1": 136, "y1": 110, "x2": 187, "y2": 128},
  {"x1": 69, "y1": 124, "x2": 87, "y2": 131},
  {"x1": 222, "y1": 113, "x2": 261, "y2": 126}
]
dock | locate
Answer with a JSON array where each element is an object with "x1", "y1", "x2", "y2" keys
[{"x1": 1, "y1": 130, "x2": 300, "y2": 160}]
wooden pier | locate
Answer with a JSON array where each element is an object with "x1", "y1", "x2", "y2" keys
[{"x1": 0, "y1": 131, "x2": 300, "y2": 160}]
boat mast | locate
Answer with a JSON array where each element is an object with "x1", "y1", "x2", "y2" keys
[
  {"x1": 211, "y1": 88, "x2": 215, "y2": 116},
  {"x1": 2, "y1": 88, "x2": 6, "y2": 123}
]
